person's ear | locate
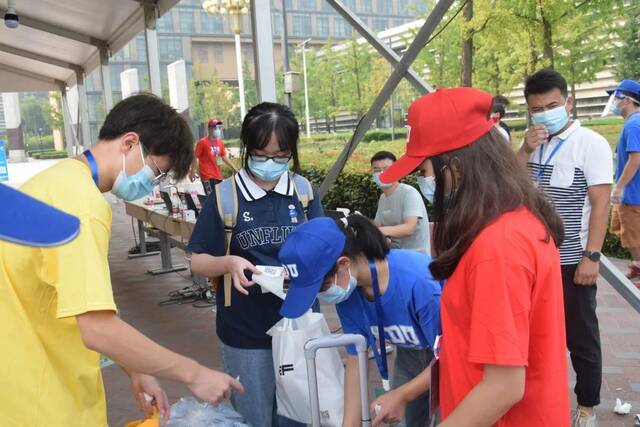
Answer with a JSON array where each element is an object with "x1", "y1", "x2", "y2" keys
[
  {"x1": 119, "y1": 132, "x2": 141, "y2": 154},
  {"x1": 566, "y1": 96, "x2": 574, "y2": 114},
  {"x1": 336, "y1": 256, "x2": 351, "y2": 271}
]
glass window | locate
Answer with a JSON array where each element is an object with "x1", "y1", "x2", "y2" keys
[
  {"x1": 110, "y1": 65, "x2": 124, "y2": 91},
  {"x1": 157, "y1": 12, "x2": 174, "y2": 32},
  {"x1": 136, "y1": 37, "x2": 146, "y2": 62},
  {"x1": 159, "y1": 37, "x2": 183, "y2": 61},
  {"x1": 377, "y1": 0, "x2": 392, "y2": 14},
  {"x1": 292, "y1": 14, "x2": 311, "y2": 36},
  {"x1": 111, "y1": 47, "x2": 125, "y2": 62},
  {"x1": 273, "y1": 12, "x2": 282, "y2": 36},
  {"x1": 397, "y1": 0, "x2": 408, "y2": 13},
  {"x1": 285, "y1": 0, "x2": 293, "y2": 9},
  {"x1": 298, "y1": 0, "x2": 316, "y2": 10},
  {"x1": 316, "y1": 16, "x2": 329, "y2": 37},
  {"x1": 414, "y1": 0, "x2": 427, "y2": 13},
  {"x1": 180, "y1": 10, "x2": 195, "y2": 33},
  {"x1": 333, "y1": 17, "x2": 351, "y2": 37},
  {"x1": 345, "y1": 0, "x2": 357, "y2": 10},
  {"x1": 201, "y1": 12, "x2": 224, "y2": 33},
  {"x1": 197, "y1": 46, "x2": 209, "y2": 63},
  {"x1": 213, "y1": 44, "x2": 224, "y2": 64},
  {"x1": 359, "y1": 0, "x2": 372, "y2": 12},
  {"x1": 373, "y1": 17, "x2": 387, "y2": 31},
  {"x1": 243, "y1": 45, "x2": 254, "y2": 64}
]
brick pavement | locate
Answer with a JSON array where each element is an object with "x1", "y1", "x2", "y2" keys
[{"x1": 103, "y1": 200, "x2": 640, "y2": 426}]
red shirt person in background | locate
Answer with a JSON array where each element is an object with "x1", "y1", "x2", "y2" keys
[
  {"x1": 195, "y1": 119, "x2": 237, "y2": 194},
  {"x1": 380, "y1": 87, "x2": 570, "y2": 426}
]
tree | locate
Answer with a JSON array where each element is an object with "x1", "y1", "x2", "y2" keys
[
  {"x1": 336, "y1": 37, "x2": 374, "y2": 118},
  {"x1": 44, "y1": 92, "x2": 65, "y2": 132},
  {"x1": 19, "y1": 93, "x2": 51, "y2": 136},
  {"x1": 616, "y1": 5, "x2": 640, "y2": 81},
  {"x1": 189, "y1": 68, "x2": 238, "y2": 131}
]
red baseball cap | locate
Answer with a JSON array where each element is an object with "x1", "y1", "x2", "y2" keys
[
  {"x1": 208, "y1": 118, "x2": 222, "y2": 127},
  {"x1": 380, "y1": 87, "x2": 497, "y2": 184}
]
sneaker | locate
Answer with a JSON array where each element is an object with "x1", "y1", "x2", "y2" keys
[{"x1": 572, "y1": 408, "x2": 597, "y2": 427}]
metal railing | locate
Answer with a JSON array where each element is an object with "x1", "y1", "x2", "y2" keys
[{"x1": 600, "y1": 255, "x2": 640, "y2": 314}]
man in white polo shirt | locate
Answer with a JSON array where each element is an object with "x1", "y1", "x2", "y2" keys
[{"x1": 517, "y1": 69, "x2": 613, "y2": 427}]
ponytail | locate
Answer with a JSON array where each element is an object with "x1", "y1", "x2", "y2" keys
[{"x1": 335, "y1": 214, "x2": 390, "y2": 261}]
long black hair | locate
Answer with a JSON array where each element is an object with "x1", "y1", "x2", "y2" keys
[
  {"x1": 325, "y1": 215, "x2": 390, "y2": 276},
  {"x1": 240, "y1": 102, "x2": 301, "y2": 172},
  {"x1": 429, "y1": 127, "x2": 564, "y2": 280}
]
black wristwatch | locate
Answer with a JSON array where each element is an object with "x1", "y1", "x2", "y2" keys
[{"x1": 582, "y1": 250, "x2": 601, "y2": 262}]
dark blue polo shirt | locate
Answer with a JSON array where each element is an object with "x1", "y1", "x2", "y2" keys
[{"x1": 187, "y1": 169, "x2": 324, "y2": 349}]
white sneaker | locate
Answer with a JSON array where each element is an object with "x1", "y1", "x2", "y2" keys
[{"x1": 572, "y1": 409, "x2": 597, "y2": 427}]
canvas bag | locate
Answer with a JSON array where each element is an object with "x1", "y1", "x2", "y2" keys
[{"x1": 267, "y1": 311, "x2": 344, "y2": 426}]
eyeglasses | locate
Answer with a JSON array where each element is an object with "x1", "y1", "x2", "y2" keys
[
  {"x1": 249, "y1": 154, "x2": 292, "y2": 165},
  {"x1": 150, "y1": 158, "x2": 167, "y2": 185}
]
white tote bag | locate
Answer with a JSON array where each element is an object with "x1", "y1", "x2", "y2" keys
[{"x1": 267, "y1": 312, "x2": 344, "y2": 426}]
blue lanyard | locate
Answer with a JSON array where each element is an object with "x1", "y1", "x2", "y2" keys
[
  {"x1": 536, "y1": 138, "x2": 566, "y2": 183},
  {"x1": 368, "y1": 260, "x2": 390, "y2": 389},
  {"x1": 83, "y1": 150, "x2": 99, "y2": 187}
]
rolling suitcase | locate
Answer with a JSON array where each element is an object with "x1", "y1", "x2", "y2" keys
[{"x1": 304, "y1": 333, "x2": 372, "y2": 427}]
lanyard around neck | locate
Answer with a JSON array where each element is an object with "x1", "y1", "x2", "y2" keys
[
  {"x1": 368, "y1": 259, "x2": 390, "y2": 390},
  {"x1": 536, "y1": 138, "x2": 566, "y2": 183},
  {"x1": 83, "y1": 150, "x2": 99, "y2": 188}
]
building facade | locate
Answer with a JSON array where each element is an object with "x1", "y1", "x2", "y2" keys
[{"x1": 84, "y1": 0, "x2": 425, "y2": 140}]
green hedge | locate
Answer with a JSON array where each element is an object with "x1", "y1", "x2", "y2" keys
[
  {"x1": 301, "y1": 166, "x2": 628, "y2": 259},
  {"x1": 32, "y1": 150, "x2": 68, "y2": 160}
]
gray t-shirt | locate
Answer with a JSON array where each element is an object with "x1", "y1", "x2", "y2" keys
[{"x1": 374, "y1": 183, "x2": 431, "y2": 254}]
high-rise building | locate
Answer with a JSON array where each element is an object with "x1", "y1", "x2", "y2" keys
[{"x1": 84, "y1": 0, "x2": 425, "y2": 140}]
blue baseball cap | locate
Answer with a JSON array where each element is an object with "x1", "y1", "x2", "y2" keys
[
  {"x1": 279, "y1": 217, "x2": 346, "y2": 319},
  {"x1": 0, "y1": 183, "x2": 80, "y2": 247},
  {"x1": 607, "y1": 79, "x2": 640, "y2": 103}
]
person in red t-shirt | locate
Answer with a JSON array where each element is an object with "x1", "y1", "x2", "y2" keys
[
  {"x1": 195, "y1": 119, "x2": 237, "y2": 194},
  {"x1": 380, "y1": 87, "x2": 570, "y2": 427}
]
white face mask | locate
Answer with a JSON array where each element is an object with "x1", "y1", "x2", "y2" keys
[{"x1": 417, "y1": 175, "x2": 436, "y2": 203}]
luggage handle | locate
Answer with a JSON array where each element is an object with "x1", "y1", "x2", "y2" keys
[{"x1": 304, "y1": 334, "x2": 371, "y2": 427}]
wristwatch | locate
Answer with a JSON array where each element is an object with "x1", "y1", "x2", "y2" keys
[{"x1": 582, "y1": 250, "x2": 601, "y2": 262}]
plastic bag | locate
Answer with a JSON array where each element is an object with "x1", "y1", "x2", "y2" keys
[{"x1": 165, "y1": 397, "x2": 250, "y2": 427}]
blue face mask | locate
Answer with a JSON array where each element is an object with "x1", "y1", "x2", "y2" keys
[
  {"x1": 318, "y1": 271, "x2": 358, "y2": 304},
  {"x1": 112, "y1": 145, "x2": 156, "y2": 201},
  {"x1": 248, "y1": 157, "x2": 289, "y2": 182},
  {"x1": 373, "y1": 172, "x2": 393, "y2": 190},
  {"x1": 417, "y1": 175, "x2": 435, "y2": 203},
  {"x1": 611, "y1": 99, "x2": 623, "y2": 116},
  {"x1": 531, "y1": 104, "x2": 569, "y2": 135},
  {"x1": 213, "y1": 129, "x2": 223, "y2": 139}
]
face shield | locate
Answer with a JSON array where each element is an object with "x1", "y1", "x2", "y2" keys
[{"x1": 601, "y1": 91, "x2": 626, "y2": 117}]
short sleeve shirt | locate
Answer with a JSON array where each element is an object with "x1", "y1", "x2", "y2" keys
[
  {"x1": 336, "y1": 250, "x2": 441, "y2": 355},
  {"x1": 526, "y1": 121, "x2": 613, "y2": 265},
  {"x1": 615, "y1": 112, "x2": 640, "y2": 205},
  {"x1": 374, "y1": 183, "x2": 431, "y2": 254},
  {"x1": 0, "y1": 159, "x2": 115, "y2": 427},
  {"x1": 187, "y1": 169, "x2": 324, "y2": 348},
  {"x1": 439, "y1": 208, "x2": 569, "y2": 426},
  {"x1": 196, "y1": 137, "x2": 227, "y2": 181}
]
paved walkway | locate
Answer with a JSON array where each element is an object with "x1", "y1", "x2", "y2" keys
[{"x1": 98, "y1": 201, "x2": 640, "y2": 426}]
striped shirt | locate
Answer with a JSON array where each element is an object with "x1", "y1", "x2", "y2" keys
[{"x1": 527, "y1": 121, "x2": 613, "y2": 265}]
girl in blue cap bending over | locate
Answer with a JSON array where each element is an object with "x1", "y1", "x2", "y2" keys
[{"x1": 279, "y1": 215, "x2": 441, "y2": 427}]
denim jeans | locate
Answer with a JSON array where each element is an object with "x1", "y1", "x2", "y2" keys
[{"x1": 221, "y1": 343, "x2": 305, "y2": 427}]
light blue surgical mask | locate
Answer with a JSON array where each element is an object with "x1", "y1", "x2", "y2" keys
[
  {"x1": 531, "y1": 104, "x2": 569, "y2": 135},
  {"x1": 373, "y1": 172, "x2": 393, "y2": 190},
  {"x1": 611, "y1": 99, "x2": 623, "y2": 116},
  {"x1": 213, "y1": 128, "x2": 223, "y2": 139},
  {"x1": 417, "y1": 175, "x2": 435, "y2": 203},
  {"x1": 318, "y1": 271, "x2": 358, "y2": 304},
  {"x1": 248, "y1": 157, "x2": 289, "y2": 182},
  {"x1": 112, "y1": 144, "x2": 156, "y2": 201}
]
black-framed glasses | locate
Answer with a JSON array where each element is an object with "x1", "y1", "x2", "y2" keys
[{"x1": 249, "y1": 154, "x2": 292, "y2": 165}]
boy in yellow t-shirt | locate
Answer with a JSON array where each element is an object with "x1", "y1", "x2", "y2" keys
[{"x1": 0, "y1": 94, "x2": 243, "y2": 427}]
